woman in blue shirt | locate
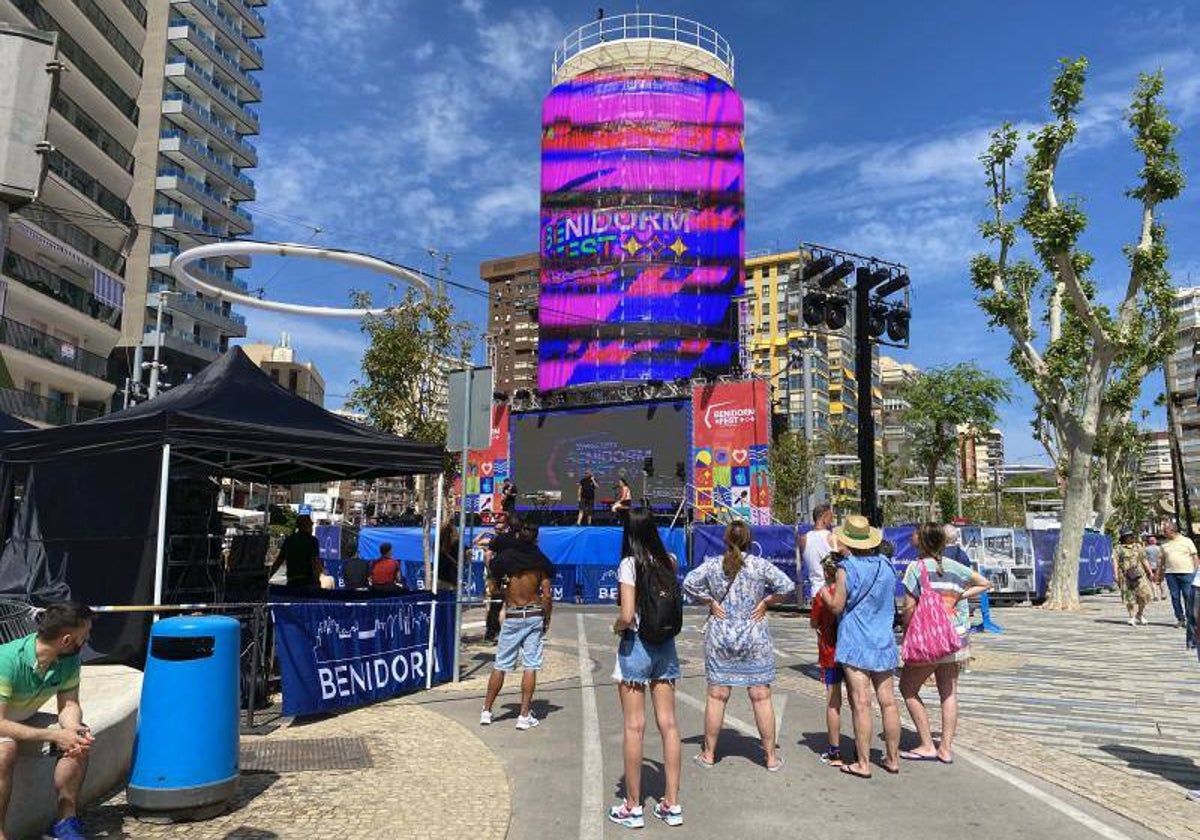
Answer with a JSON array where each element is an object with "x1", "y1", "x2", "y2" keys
[{"x1": 828, "y1": 515, "x2": 901, "y2": 779}]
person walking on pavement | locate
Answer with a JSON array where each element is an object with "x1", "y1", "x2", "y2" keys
[
  {"x1": 1144, "y1": 535, "x2": 1165, "y2": 601},
  {"x1": 480, "y1": 518, "x2": 554, "y2": 731},
  {"x1": 683, "y1": 520, "x2": 794, "y2": 772},
  {"x1": 825, "y1": 515, "x2": 901, "y2": 779},
  {"x1": 810, "y1": 554, "x2": 846, "y2": 765},
  {"x1": 899, "y1": 523, "x2": 992, "y2": 765},
  {"x1": 608, "y1": 508, "x2": 684, "y2": 829},
  {"x1": 1113, "y1": 530, "x2": 1154, "y2": 626},
  {"x1": 801, "y1": 504, "x2": 838, "y2": 603},
  {"x1": 1158, "y1": 522, "x2": 1199, "y2": 629}
]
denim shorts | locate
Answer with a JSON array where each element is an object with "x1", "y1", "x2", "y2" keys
[
  {"x1": 495, "y1": 615, "x2": 544, "y2": 671},
  {"x1": 612, "y1": 630, "x2": 681, "y2": 684}
]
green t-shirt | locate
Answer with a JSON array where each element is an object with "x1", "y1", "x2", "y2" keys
[
  {"x1": 0, "y1": 633, "x2": 81, "y2": 721},
  {"x1": 903, "y1": 557, "x2": 974, "y2": 638}
]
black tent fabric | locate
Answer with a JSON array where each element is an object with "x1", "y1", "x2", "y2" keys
[
  {"x1": 0, "y1": 347, "x2": 444, "y2": 481},
  {"x1": 0, "y1": 412, "x2": 33, "y2": 432},
  {"x1": 0, "y1": 348, "x2": 445, "y2": 663}
]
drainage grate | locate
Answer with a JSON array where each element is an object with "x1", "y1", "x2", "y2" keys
[{"x1": 239, "y1": 737, "x2": 373, "y2": 773}]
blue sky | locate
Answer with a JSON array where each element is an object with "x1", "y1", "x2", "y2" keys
[{"x1": 239, "y1": 0, "x2": 1200, "y2": 463}]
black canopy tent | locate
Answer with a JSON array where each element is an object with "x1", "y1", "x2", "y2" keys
[{"x1": 0, "y1": 348, "x2": 443, "y2": 661}]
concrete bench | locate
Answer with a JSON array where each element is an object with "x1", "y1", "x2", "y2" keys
[{"x1": 6, "y1": 665, "x2": 142, "y2": 840}]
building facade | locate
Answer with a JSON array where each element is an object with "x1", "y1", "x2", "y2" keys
[
  {"x1": 879, "y1": 355, "x2": 918, "y2": 457},
  {"x1": 958, "y1": 426, "x2": 1005, "y2": 487},
  {"x1": 482, "y1": 252, "x2": 539, "y2": 395},
  {"x1": 1137, "y1": 429, "x2": 1173, "y2": 505},
  {"x1": 1166, "y1": 287, "x2": 1200, "y2": 511},
  {"x1": 241, "y1": 333, "x2": 324, "y2": 406},
  {"x1": 0, "y1": 0, "x2": 144, "y2": 424},
  {"x1": 118, "y1": 0, "x2": 263, "y2": 392}
]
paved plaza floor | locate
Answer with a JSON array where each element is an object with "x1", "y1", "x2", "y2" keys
[{"x1": 74, "y1": 593, "x2": 1199, "y2": 839}]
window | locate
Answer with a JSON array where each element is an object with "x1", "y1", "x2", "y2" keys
[{"x1": 288, "y1": 370, "x2": 298, "y2": 391}]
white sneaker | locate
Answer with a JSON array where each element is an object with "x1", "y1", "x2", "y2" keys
[
  {"x1": 1138, "y1": 616, "x2": 1148, "y2": 625},
  {"x1": 653, "y1": 801, "x2": 684, "y2": 827},
  {"x1": 1128, "y1": 618, "x2": 1137, "y2": 626},
  {"x1": 515, "y1": 713, "x2": 539, "y2": 730},
  {"x1": 479, "y1": 709, "x2": 492, "y2": 726}
]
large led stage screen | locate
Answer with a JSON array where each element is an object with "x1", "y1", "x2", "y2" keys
[
  {"x1": 511, "y1": 401, "x2": 690, "y2": 510},
  {"x1": 539, "y1": 67, "x2": 745, "y2": 390}
]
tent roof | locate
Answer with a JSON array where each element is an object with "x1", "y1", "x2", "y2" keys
[
  {"x1": 0, "y1": 348, "x2": 444, "y2": 482},
  {"x1": 0, "y1": 412, "x2": 34, "y2": 432}
]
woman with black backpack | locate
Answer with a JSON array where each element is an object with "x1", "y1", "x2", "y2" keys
[{"x1": 608, "y1": 508, "x2": 684, "y2": 830}]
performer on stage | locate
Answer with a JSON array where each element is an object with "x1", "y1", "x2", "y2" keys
[
  {"x1": 578, "y1": 470, "x2": 597, "y2": 526},
  {"x1": 611, "y1": 477, "x2": 633, "y2": 525}
]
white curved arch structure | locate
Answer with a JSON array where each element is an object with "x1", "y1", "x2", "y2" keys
[{"x1": 170, "y1": 240, "x2": 433, "y2": 318}]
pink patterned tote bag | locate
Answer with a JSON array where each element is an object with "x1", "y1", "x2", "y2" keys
[{"x1": 901, "y1": 560, "x2": 961, "y2": 664}]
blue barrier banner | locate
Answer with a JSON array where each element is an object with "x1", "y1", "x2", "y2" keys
[
  {"x1": 1030, "y1": 529, "x2": 1114, "y2": 598},
  {"x1": 316, "y1": 525, "x2": 342, "y2": 560},
  {"x1": 271, "y1": 593, "x2": 455, "y2": 717}
]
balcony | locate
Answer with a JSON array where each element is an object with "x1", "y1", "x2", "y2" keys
[
  {"x1": 148, "y1": 285, "x2": 247, "y2": 336},
  {"x1": 151, "y1": 245, "x2": 249, "y2": 293},
  {"x1": 159, "y1": 128, "x2": 255, "y2": 200},
  {"x1": 161, "y1": 92, "x2": 257, "y2": 166},
  {"x1": 44, "y1": 150, "x2": 132, "y2": 224},
  {"x1": 0, "y1": 317, "x2": 108, "y2": 380},
  {"x1": 153, "y1": 205, "x2": 225, "y2": 241},
  {"x1": 170, "y1": 0, "x2": 264, "y2": 69},
  {"x1": 156, "y1": 167, "x2": 253, "y2": 233},
  {"x1": 2, "y1": 251, "x2": 122, "y2": 330},
  {"x1": 229, "y1": 0, "x2": 266, "y2": 37},
  {"x1": 163, "y1": 58, "x2": 259, "y2": 133},
  {"x1": 0, "y1": 386, "x2": 100, "y2": 426},
  {"x1": 143, "y1": 324, "x2": 221, "y2": 363},
  {"x1": 14, "y1": 204, "x2": 125, "y2": 275},
  {"x1": 51, "y1": 90, "x2": 135, "y2": 174},
  {"x1": 167, "y1": 18, "x2": 262, "y2": 101},
  {"x1": 68, "y1": 0, "x2": 144, "y2": 76}
]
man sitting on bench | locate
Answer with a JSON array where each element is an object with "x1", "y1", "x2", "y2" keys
[{"x1": 0, "y1": 601, "x2": 96, "y2": 840}]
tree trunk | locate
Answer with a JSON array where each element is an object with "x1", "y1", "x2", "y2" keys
[
  {"x1": 1046, "y1": 441, "x2": 1091, "y2": 610},
  {"x1": 926, "y1": 463, "x2": 938, "y2": 522}
]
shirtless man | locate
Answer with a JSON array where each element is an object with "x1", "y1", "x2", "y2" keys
[{"x1": 479, "y1": 518, "x2": 554, "y2": 730}]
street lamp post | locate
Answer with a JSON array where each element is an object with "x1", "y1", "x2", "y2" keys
[{"x1": 147, "y1": 289, "x2": 179, "y2": 399}]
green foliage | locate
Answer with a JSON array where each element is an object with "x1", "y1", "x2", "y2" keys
[
  {"x1": 821, "y1": 418, "x2": 856, "y2": 455},
  {"x1": 768, "y1": 430, "x2": 817, "y2": 522}
]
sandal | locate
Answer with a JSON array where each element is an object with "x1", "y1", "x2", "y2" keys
[
  {"x1": 839, "y1": 765, "x2": 871, "y2": 780},
  {"x1": 766, "y1": 756, "x2": 785, "y2": 772},
  {"x1": 692, "y1": 753, "x2": 715, "y2": 769}
]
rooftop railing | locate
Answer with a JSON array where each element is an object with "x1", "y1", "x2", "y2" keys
[{"x1": 552, "y1": 13, "x2": 735, "y2": 81}]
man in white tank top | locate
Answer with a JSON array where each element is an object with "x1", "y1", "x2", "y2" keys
[{"x1": 800, "y1": 504, "x2": 838, "y2": 602}]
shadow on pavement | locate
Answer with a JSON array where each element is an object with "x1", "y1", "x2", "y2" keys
[
  {"x1": 1098, "y1": 744, "x2": 1200, "y2": 788},
  {"x1": 614, "y1": 758, "x2": 668, "y2": 803},
  {"x1": 682, "y1": 727, "x2": 771, "y2": 768},
  {"x1": 81, "y1": 772, "x2": 282, "y2": 838},
  {"x1": 497, "y1": 699, "x2": 564, "y2": 722}
]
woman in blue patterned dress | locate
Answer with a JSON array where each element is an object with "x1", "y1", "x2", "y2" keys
[{"x1": 683, "y1": 520, "x2": 795, "y2": 771}]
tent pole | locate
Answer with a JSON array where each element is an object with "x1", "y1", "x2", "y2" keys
[
  {"x1": 452, "y1": 367, "x2": 473, "y2": 683},
  {"x1": 152, "y1": 443, "x2": 171, "y2": 618},
  {"x1": 426, "y1": 473, "x2": 445, "y2": 689}
]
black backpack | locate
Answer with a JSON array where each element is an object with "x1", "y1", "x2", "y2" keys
[{"x1": 635, "y1": 555, "x2": 683, "y2": 644}]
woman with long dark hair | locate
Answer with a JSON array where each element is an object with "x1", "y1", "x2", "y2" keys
[
  {"x1": 611, "y1": 477, "x2": 633, "y2": 525},
  {"x1": 608, "y1": 508, "x2": 683, "y2": 829},
  {"x1": 683, "y1": 520, "x2": 794, "y2": 771},
  {"x1": 899, "y1": 522, "x2": 991, "y2": 764}
]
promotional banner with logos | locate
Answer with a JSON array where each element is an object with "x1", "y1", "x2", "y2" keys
[
  {"x1": 271, "y1": 593, "x2": 455, "y2": 716},
  {"x1": 691, "y1": 380, "x2": 772, "y2": 524},
  {"x1": 464, "y1": 404, "x2": 510, "y2": 521}
]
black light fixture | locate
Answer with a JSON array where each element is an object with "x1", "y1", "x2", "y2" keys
[
  {"x1": 865, "y1": 267, "x2": 891, "y2": 288},
  {"x1": 802, "y1": 254, "x2": 835, "y2": 281},
  {"x1": 868, "y1": 302, "x2": 888, "y2": 337},
  {"x1": 886, "y1": 308, "x2": 910, "y2": 342},
  {"x1": 820, "y1": 260, "x2": 855, "y2": 288},
  {"x1": 825, "y1": 294, "x2": 848, "y2": 330},
  {"x1": 493, "y1": 390, "x2": 509, "y2": 403},
  {"x1": 802, "y1": 290, "x2": 826, "y2": 326},
  {"x1": 874, "y1": 273, "x2": 910, "y2": 299},
  {"x1": 513, "y1": 388, "x2": 531, "y2": 401},
  {"x1": 643, "y1": 456, "x2": 655, "y2": 476}
]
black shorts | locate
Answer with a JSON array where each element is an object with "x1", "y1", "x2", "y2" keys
[{"x1": 578, "y1": 498, "x2": 594, "y2": 512}]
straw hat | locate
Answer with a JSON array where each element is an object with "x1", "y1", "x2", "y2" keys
[{"x1": 834, "y1": 514, "x2": 883, "y2": 550}]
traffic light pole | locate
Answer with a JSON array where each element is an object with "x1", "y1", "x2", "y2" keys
[{"x1": 855, "y1": 268, "x2": 880, "y2": 526}]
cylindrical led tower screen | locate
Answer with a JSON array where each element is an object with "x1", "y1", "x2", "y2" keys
[{"x1": 538, "y1": 67, "x2": 745, "y2": 390}]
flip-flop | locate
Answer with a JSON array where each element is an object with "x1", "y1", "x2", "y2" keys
[
  {"x1": 937, "y1": 756, "x2": 954, "y2": 765},
  {"x1": 900, "y1": 750, "x2": 939, "y2": 762},
  {"x1": 692, "y1": 753, "x2": 715, "y2": 769},
  {"x1": 839, "y1": 765, "x2": 871, "y2": 780},
  {"x1": 766, "y1": 757, "x2": 785, "y2": 773},
  {"x1": 882, "y1": 764, "x2": 900, "y2": 775}
]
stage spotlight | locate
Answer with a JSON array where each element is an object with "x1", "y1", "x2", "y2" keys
[
  {"x1": 875, "y1": 273, "x2": 910, "y2": 298},
  {"x1": 514, "y1": 388, "x2": 531, "y2": 402},
  {"x1": 825, "y1": 295, "x2": 848, "y2": 330},
  {"x1": 886, "y1": 308, "x2": 910, "y2": 342},
  {"x1": 493, "y1": 390, "x2": 509, "y2": 403},
  {"x1": 802, "y1": 291, "x2": 826, "y2": 326},
  {"x1": 868, "y1": 302, "x2": 888, "y2": 337},
  {"x1": 821, "y1": 260, "x2": 855, "y2": 288},
  {"x1": 802, "y1": 254, "x2": 834, "y2": 281}
]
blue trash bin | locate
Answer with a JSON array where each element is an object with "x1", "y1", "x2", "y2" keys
[{"x1": 127, "y1": 616, "x2": 240, "y2": 817}]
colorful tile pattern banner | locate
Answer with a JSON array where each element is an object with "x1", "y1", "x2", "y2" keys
[
  {"x1": 465, "y1": 404, "x2": 510, "y2": 520},
  {"x1": 691, "y1": 380, "x2": 772, "y2": 524}
]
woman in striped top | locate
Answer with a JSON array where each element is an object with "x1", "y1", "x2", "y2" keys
[{"x1": 898, "y1": 522, "x2": 992, "y2": 764}]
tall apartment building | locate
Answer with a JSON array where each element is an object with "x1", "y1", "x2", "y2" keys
[
  {"x1": 1166, "y1": 287, "x2": 1200, "y2": 510},
  {"x1": 958, "y1": 426, "x2": 1005, "y2": 486},
  {"x1": 118, "y1": 0, "x2": 263, "y2": 391},
  {"x1": 0, "y1": 1, "x2": 144, "y2": 425},
  {"x1": 879, "y1": 355, "x2": 918, "y2": 457},
  {"x1": 481, "y1": 252, "x2": 539, "y2": 394},
  {"x1": 241, "y1": 333, "x2": 324, "y2": 406},
  {"x1": 1137, "y1": 430, "x2": 1173, "y2": 505}
]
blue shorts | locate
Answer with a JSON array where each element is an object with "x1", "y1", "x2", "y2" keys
[
  {"x1": 821, "y1": 666, "x2": 844, "y2": 686},
  {"x1": 494, "y1": 615, "x2": 544, "y2": 671},
  {"x1": 612, "y1": 630, "x2": 681, "y2": 684}
]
